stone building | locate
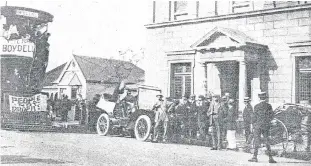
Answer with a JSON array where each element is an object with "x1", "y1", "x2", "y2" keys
[{"x1": 144, "y1": 1, "x2": 311, "y2": 110}]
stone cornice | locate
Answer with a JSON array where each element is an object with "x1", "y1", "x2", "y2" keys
[
  {"x1": 288, "y1": 40, "x2": 311, "y2": 48},
  {"x1": 166, "y1": 50, "x2": 196, "y2": 56},
  {"x1": 145, "y1": 4, "x2": 311, "y2": 29},
  {"x1": 288, "y1": 40, "x2": 311, "y2": 55}
]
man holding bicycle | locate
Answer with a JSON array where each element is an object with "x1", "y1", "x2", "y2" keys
[{"x1": 248, "y1": 92, "x2": 277, "y2": 163}]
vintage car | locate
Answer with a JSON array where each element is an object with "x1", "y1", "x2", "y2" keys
[{"x1": 95, "y1": 84, "x2": 161, "y2": 141}]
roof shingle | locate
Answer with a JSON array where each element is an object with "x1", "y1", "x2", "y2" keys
[
  {"x1": 73, "y1": 55, "x2": 145, "y2": 83},
  {"x1": 42, "y1": 63, "x2": 66, "y2": 86}
]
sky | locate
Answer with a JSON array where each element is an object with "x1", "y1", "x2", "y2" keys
[{"x1": 2, "y1": 0, "x2": 150, "y2": 71}]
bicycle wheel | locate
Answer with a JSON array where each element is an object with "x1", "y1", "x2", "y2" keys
[
  {"x1": 269, "y1": 118, "x2": 289, "y2": 153},
  {"x1": 247, "y1": 118, "x2": 289, "y2": 154}
]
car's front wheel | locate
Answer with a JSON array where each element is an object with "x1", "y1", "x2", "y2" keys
[
  {"x1": 134, "y1": 115, "x2": 151, "y2": 141},
  {"x1": 96, "y1": 113, "x2": 110, "y2": 136}
]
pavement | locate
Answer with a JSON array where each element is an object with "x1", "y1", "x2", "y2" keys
[{"x1": 1, "y1": 129, "x2": 310, "y2": 166}]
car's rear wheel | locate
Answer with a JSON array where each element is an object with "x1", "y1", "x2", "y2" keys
[
  {"x1": 134, "y1": 115, "x2": 151, "y2": 141},
  {"x1": 96, "y1": 113, "x2": 110, "y2": 136}
]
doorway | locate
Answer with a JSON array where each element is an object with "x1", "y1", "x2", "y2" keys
[
  {"x1": 207, "y1": 61, "x2": 239, "y2": 98},
  {"x1": 216, "y1": 61, "x2": 239, "y2": 98}
]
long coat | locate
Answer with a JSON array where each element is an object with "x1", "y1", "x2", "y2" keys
[
  {"x1": 197, "y1": 101, "x2": 209, "y2": 123},
  {"x1": 177, "y1": 101, "x2": 190, "y2": 116},
  {"x1": 252, "y1": 100, "x2": 274, "y2": 129},
  {"x1": 208, "y1": 101, "x2": 224, "y2": 126},
  {"x1": 225, "y1": 105, "x2": 238, "y2": 130},
  {"x1": 243, "y1": 103, "x2": 253, "y2": 124},
  {"x1": 189, "y1": 101, "x2": 197, "y2": 115},
  {"x1": 189, "y1": 101, "x2": 198, "y2": 127}
]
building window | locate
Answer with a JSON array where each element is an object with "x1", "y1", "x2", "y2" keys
[
  {"x1": 54, "y1": 93, "x2": 58, "y2": 100},
  {"x1": 50, "y1": 93, "x2": 54, "y2": 100},
  {"x1": 296, "y1": 56, "x2": 311, "y2": 103},
  {"x1": 232, "y1": 1, "x2": 253, "y2": 13},
  {"x1": 60, "y1": 88, "x2": 66, "y2": 98},
  {"x1": 170, "y1": 63, "x2": 192, "y2": 99},
  {"x1": 71, "y1": 87, "x2": 78, "y2": 99},
  {"x1": 173, "y1": 1, "x2": 188, "y2": 20}
]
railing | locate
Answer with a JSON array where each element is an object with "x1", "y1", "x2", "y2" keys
[{"x1": 1, "y1": 111, "x2": 52, "y2": 126}]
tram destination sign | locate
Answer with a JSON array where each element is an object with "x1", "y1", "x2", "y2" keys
[{"x1": 16, "y1": 9, "x2": 39, "y2": 18}]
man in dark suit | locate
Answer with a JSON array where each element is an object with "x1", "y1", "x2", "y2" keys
[
  {"x1": 188, "y1": 94, "x2": 198, "y2": 138},
  {"x1": 243, "y1": 97, "x2": 253, "y2": 143},
  {"x1": 248, "y1": 92, "x2": 277, "y2": 163},
  {"x1": 197, "y1": 95, "x2": 209, "y2": 141},
  {"x1": 179, "y1": 95, "x2": 190, "y2": 139},
  {"x1": 220, "y1": 96, "x2": 229, "y2": 143}
]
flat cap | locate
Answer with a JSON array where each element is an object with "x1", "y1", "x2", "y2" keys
[{"x1": 198, "y1": 95, "x2": 205, "y2": 99}]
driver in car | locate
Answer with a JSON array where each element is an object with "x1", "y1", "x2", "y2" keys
[{"x1": 123, "y1": 90, "x2": 137, "y2": 115}]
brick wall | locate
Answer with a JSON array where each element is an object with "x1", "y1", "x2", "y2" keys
[{"x1": 145, "y1": 6, "x2": 311, "y2": 103}]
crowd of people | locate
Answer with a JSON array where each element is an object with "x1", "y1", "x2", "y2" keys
[
  {"x1": 47, "y1": 94, "x2": 89, "y2": 123},
  {"x1": 151, "y1": 91, "x2": 277, "y2": 163},
  {"x1": 46, "y1": 89, "x2": 310, "y2": 163}
]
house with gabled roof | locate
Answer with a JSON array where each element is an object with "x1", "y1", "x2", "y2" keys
[{"x1": 41, "y1": 55, "x2": 145, "y2": 100}]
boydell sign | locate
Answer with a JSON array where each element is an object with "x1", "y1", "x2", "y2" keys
[{"x1": 0, "y1": 38, "x2": 35, "y2": 57}]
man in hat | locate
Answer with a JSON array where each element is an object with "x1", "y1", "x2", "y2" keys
[
  {"x1": 197, "y1": 95, "x2": 209, "y2": 141},
  {"x1": 248, "y1": 92, "x2": 277, "y2": 163},
  {"x1": 178, "y1": 95, "x2": 190, "y2": 138},
  {"x1": 165, "y1": 97, "x2": 176, "y2": 141},
  {"x1": 225, "y1": 99, "x2": 238, "y2": 150},
  {"x1": 204, "y1": 94, "x2": 212, "y2": 138},
  {"x1": 188, "y1": 94, "x2": 197, "y2": 138},
  {"x1": 205, "y1": 93, "x2": 212, "y2": 103},
  {"x1": 123, "y1": 90, "x2": 137, "y2": 115},
  {"x1": 152, "y1": 94, "x2": 169, "y2": 142},
  {"x1": 243, "y1": 97, "x2": 253, "y2": 143},
  {"x1": 86, "y1": 94, "x2": 101, "y2": 130},
  {"x1": 61, "y1": 95, "x2": 71, "y2": 122},
  {"x1": 208, "y1": 94, "x2": 224, "y2": 150},
  {"x1": 220, "y1": 95, "x2": 229, "y2": 143},
  {"x1": 76, "y1": 94, "x2": 86, "y2": 124}
]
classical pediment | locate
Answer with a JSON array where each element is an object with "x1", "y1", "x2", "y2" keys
[{"x1": 191, "y1": 27, "x2": 266, "y2": 51}]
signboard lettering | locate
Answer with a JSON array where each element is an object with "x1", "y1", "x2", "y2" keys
[
  {"x1": 0, "y1": 38, "x2": 35, "y2": 57},
  {"x1": 9, "y1": 94, "x2": 47, "y2": 112},
  {"x1": 16, "y1": 10, "x2": 39, "y2": 18}
]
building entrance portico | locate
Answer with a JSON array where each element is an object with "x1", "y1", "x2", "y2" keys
[{"x1": 191, "y1": 27, "x2": 268, "y2": 111}]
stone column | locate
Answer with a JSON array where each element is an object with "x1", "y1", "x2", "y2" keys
[
  {"x1": 238, "y1": 60, "x2": 247, "y2": 112},
  {"x1": 193, "y1": 61, "x2": 206, "y2": 96},
  {"x1": 206, "y1": 63, "x2": 221, "y2": 95}
]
